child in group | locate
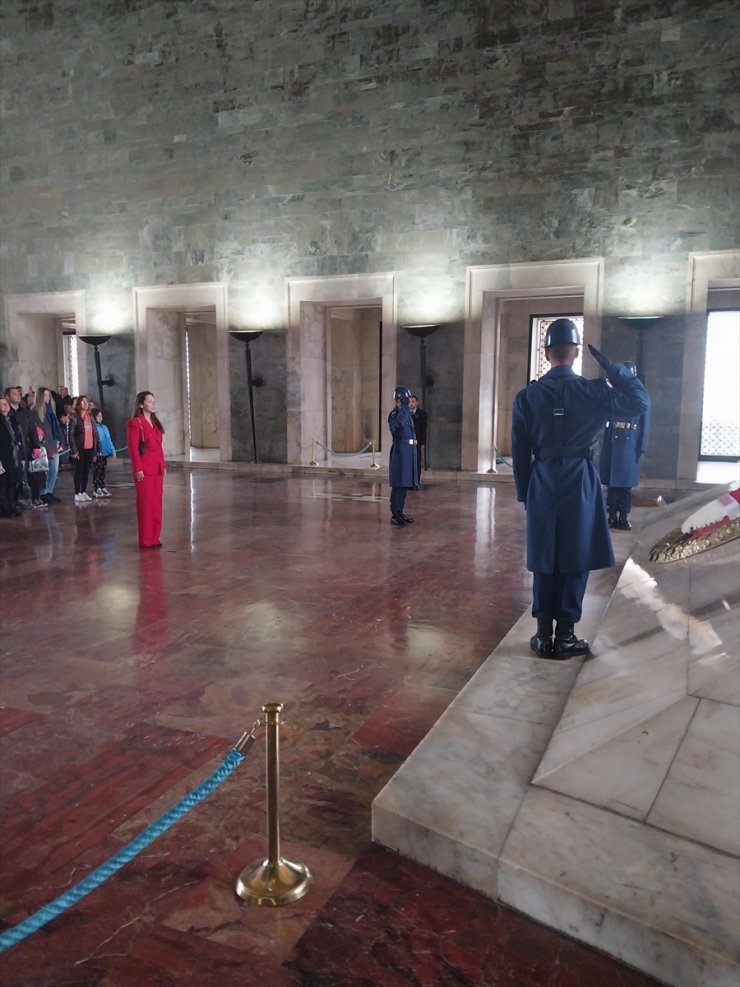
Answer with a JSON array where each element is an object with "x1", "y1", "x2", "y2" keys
[{"x1": 92, "y1": 409, "x2": 116, "y2": 498}]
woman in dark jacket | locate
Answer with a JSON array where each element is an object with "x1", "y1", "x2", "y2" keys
[
  {"x1": 32, "y1": 387, "x2": 64, "y2": 504},
  {"x1": 0, "y1": 395, "x2": 25, "y2": 517},
  {"x1": 68, "y1": 395, "x2": 101, "y2": 503}
]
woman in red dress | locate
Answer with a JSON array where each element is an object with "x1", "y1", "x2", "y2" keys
[{"x1": 127, "y1": 391, "x2": 166, "y2": 549}]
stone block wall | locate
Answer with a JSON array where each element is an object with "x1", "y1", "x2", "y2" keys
[{"x1": 1, "y1": 0, "x2": 738, "y2": 472}]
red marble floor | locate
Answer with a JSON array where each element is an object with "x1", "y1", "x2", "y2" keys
[{"x1": 0, "y1": 468, "x2": 662, "y2": 986}]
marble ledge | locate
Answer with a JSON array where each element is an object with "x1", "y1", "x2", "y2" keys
[{"x1": 498, "y1": 787, "x2": 740, "y2": 987}]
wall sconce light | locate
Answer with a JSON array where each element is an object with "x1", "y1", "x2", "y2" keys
[
  {"x1": 230, "y1": 329, "x2": 264, "y2": 463},
  {"x1": 77, "y1": 335, "x2": 115, "y2": 411},
  {"x1": 618, "y1": 316, "x2": 663, "y2": 383}
]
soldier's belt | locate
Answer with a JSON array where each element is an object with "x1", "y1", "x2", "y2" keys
[
  {"x1": 535, "y1": 446, "x2": 593, "y2": 461},
  {"x1": 613, "y1": 422, "x2": 638, "y2": 430}
]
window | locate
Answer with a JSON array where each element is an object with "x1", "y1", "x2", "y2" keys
[
  {"x1": 63, "y1": 332, "x2": 79, "y2": 397},
  {"x1": 700, "y1": 310, "x2": 740, "y2": 460},
  {"x1": 529, "y1": 315, "x2": 584, "y2": 380}
]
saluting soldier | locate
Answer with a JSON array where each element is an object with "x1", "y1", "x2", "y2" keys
[
  {"x1": 388, "y1": 386, "x2": 417, "y2": 526},
  {"x1": 600, "y1": 362, "x2": 650, "y2": 531},
  {"x1": 511, "y1": 319, "x2": 650, "y2": 660}
]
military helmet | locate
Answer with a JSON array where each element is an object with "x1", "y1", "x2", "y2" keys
[
  {"x1": 393, "y1": 386, "x2": 411, "y2": 402},
  {"x1": 544, "y1": 318, "x2": 581, "y2": 348},
  {"x1": 623, "y1": 361, "x2": 637, "y2": 377}
]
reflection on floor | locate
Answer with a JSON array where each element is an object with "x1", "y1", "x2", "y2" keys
[{"x1": 1, "y1": 470, "x2": 662, "y2": 985}]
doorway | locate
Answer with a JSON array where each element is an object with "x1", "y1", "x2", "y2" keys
[
  {"x1": 327, "y1": 305, "x2": 382, "y2": 457},
  {"x1": 496, "y1": 297, "x2": 584, "y2": 458},
  {"x1": 286, "y1": 274, "x2": 397, "y2": 466},
  {"x1": 133, "y1": 284, "x2": 229, "y2": 461}
]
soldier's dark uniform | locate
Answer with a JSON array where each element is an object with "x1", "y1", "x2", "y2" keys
[
  {"x1": 511, "y1": 320, "x2": 650, "y2": 659},
  {"x1": 600, "y1": 363, "x2": 651, "y2": 531},
  {"x1": 388, "y1": 386, "x2": 417, "y2": 525}
]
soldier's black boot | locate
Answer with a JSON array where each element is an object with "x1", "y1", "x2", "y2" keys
[
  {"x1": 530, "y1": 619, "x2": 553, "y2": 658},
  {"x1": 553, "y1": 622, "x2": 590, "y2": 658},
  {"x1": 617, "y1": 513, "x2": 632, "y2": 531},
  {"x1": 608, "y1": 512, "x2": 619, "y2": 529}
]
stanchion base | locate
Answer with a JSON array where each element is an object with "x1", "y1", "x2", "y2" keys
[
  {"x1": 235, "y1": 857, "x2": 313, "y2": 906},
  {"x1": 308, "y1": 460, "x2": 318, "y2": 467},
  {"x1": 368, "y1": 463, "x2": 381, "y2": 469}
]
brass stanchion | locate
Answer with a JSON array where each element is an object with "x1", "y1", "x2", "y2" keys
[
  {"x1": 369, "y1": 439, "x2": 380, "y2": 469},
  {"x1": 235, "y1": 702, "x2": 312, "y2": 907},
  {"x1": 308, "y1": 438, "x2": 318, "y2": 467}
]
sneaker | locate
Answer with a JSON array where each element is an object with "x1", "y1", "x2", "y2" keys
[
  {"x1": 93, "y1": 489, "x2": 104, "y2": 498},
  {"x1": 32, "y1": 499, "x2": 48, "y2": 510},
  {"x1": 81, "y1": 492, "x2": 93, "y2": 502},
  {"x1": 101, "y1": 488, "x2": 111, "y2": 497},
  {"x1": 74, "y1": 493, "x2": 82, "y2": 503}
]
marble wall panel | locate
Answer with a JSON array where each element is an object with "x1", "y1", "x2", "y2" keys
[{"x1": 229, "y1": 331, "x2": 287, "y2": 463}]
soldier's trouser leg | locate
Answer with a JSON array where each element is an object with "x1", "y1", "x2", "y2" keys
[
  {"x1": 533, "y1": 571, "x2": 589, "y2": 623},
  {"x1": 608, "y1": 486, "x2": 631, "y2": 515},
  {"x1": 390, "y1": 487, "x2": 407, "y2": 515}
]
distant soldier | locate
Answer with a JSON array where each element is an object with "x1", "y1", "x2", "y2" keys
[
  {"x1": 600, "y1": 362, "x2": 650, "y2": 531},
  {"x1": 409, "y1": 394, "x2": 428, "y2": 488},
  {"x1": 388, "y1": 386, "x2": 417, "y2": 526}
]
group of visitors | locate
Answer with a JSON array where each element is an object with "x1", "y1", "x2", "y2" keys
[
  {"x1": 1, "y1": 384, "x2": 167, "y2": 552},
  {"x1": 0, "y1": 384, "x2": 116, "y2": 517}
]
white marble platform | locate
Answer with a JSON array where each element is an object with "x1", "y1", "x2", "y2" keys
[{"x1": 372, "y1": 486, "x2": 740, "y2": 987}]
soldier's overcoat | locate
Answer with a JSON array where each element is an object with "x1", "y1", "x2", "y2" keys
[{"x1": 512, "y1": 364, "x2": 650, "y2": 574}]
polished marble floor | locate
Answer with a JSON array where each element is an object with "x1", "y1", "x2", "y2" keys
[{"x1": 1, "y1": 467, "x2": 662, "y2": 986}]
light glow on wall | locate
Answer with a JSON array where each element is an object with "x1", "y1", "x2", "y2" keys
[
  {"x1": 230, "y1": 285, "x2": 283, "y2": 331},
  {"x1": 88, "y1": 297, "x2": 131, "y2": 334}
]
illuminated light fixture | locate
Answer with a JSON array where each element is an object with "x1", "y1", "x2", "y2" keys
[
  {"x1": 77, "y1": 334, "x2": 115, "y2": 410},
  {"x1": 230, "y1": 329, "x2": 265, "y2": 463}
]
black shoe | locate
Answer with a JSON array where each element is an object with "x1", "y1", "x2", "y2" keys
[
  {"x1": 553, "y1": 623, "x2": 590, "y2": 658},
  {"x1": 390, "y1": 514, "x2": 407, "y2": 526},
  {"x1": 617, "y1": 515, "x2": 632, "y2": 531},
  {"x1": 530, "y1": 619, "x2": 553, "y2": 658},
  {"x1": 400, "y1": 514, "x2": 415, "y2": 523},
  {"x1": 608, "y1": 513, "x2": 619, "y2": 529},
  {"x1": 47, "y1": 493, "x2": 62, "y2": 504}
]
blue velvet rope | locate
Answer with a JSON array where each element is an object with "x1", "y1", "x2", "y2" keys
[{"x1": 0, "y1": 747, "x2": 246, "y2": 952}]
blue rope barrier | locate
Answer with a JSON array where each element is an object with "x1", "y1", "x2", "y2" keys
[{"x1": 0, "y1": 744, "x2": 250, "y2": 952}]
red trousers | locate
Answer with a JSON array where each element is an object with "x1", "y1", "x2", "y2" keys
[{"x1": 136, "y1": 473, "x2": 164, "y2": 547}]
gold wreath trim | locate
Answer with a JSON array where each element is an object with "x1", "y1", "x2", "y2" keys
[{"x1": 649, "y1": 516, "x2": 740, "y2": 563}]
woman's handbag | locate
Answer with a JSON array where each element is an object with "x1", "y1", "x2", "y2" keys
[
  {"x1": 138, "y1": 422, "x2": 146, "y2": 457},
  {"x1": 28, "y1": 448, "x2": 49, "y2": 473}
]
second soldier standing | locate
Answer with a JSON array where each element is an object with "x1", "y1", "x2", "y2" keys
[{"x1": 388, "y1": 386, "x2": 417, "y2": 526}]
